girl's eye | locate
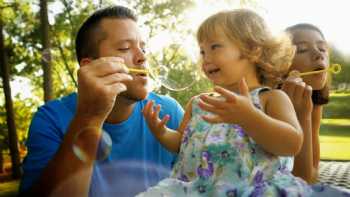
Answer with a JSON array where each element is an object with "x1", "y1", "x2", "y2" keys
[
  {"x1": 200, "y1": 50, "x2": 205, "y2": 55},
  {"x1": 297, "y1": 48, "x2": 307, "y2": 53},
  {"x1": 211, "y1": 44, "x2": 221, "y2": 50}
]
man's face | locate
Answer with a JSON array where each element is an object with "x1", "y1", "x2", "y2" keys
[{"x1": 98, "y1": 18, "x2": 149, "y2": 101}]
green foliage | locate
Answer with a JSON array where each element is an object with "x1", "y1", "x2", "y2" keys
[{"x1": 329, "y1": 46, "x2": 350, "y2": 88}]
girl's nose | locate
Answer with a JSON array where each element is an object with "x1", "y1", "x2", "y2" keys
[{"x1": 311, "y1": 47, "x2": 324, "y2": 61}]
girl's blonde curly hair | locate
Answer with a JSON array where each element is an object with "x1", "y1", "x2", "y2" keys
[{"x1": 197, "y1": 9, "x2": 295, "y2": 87}]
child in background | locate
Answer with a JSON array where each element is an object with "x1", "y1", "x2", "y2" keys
[
  {"x1": 138, "y1": 9, "x2": 349, "y2": 197},
  {"x1": 282, "y1": 23, "x2": 330, "y2": 184}
]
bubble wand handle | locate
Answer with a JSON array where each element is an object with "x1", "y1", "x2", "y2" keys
[{"x1": 289, "y1": 64, "x2": 342, "y2": 77}]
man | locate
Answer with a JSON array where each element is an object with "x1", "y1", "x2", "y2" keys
[{"x1": 19, "y1": 5, "x2": 184, "y2": 197}]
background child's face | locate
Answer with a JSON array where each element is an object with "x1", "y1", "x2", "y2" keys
[
  {"x1": 290, "y1": 29, "x2": 329, "y2": 90},
  {"x1": 199, "y1": 31, "x2": 253, "y2": 89}
]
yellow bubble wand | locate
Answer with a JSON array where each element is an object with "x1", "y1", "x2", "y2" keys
[
  {"x1": 288, "y1": 64, "x2": 342, "y2": 77},
  {"x1": 127, "y1": 68, "x2": 149, "y2": 75}
]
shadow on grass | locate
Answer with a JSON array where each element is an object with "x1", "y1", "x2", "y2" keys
[{"x1": 320, "y1": 124, "x2": 350, "y2": 137}]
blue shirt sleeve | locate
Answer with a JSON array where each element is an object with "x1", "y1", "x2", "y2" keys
[{"x1": 19, "y1": 103, "x2": 66, "y2": 193}]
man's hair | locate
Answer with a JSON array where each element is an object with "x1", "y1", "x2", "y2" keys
[{"x1": 75, "y1": 5, "x2": 137, "y2": 62}]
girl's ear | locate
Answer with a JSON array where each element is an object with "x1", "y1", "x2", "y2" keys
[{"x1": 250, "y1": 46, "x2": 262, "y2": 63}]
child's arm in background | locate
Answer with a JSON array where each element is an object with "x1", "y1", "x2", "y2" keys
[
  {"x1": 199, "y1": 78, "x2": 303, "y2": 156},
  {"x1": 143, "y1": 98, "x2": 193, "y2": 153},
  {"x1": 282, "y1": 77, "x2": 318, "y2": 183}
]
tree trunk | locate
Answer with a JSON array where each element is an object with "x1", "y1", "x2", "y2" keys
[
  {"x1": 0, "y1": 146, "x2": 4, "y2": 173},
  {"x1": 40, "y1": 0, "x2": 53, "y2": 102},
  {"x1": 0, "y1": 16, "x2": 22, "y2": 179}
]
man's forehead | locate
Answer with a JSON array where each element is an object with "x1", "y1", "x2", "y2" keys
[{"x1": 100, "y1": 18, "x2": 145, "y2": 42}]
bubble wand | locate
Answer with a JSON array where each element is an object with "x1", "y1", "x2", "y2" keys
[{"x1": 288, "y1": 64, "x2": 342, "y2": 77}]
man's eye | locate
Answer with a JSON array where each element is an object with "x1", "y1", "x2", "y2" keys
[{"x1": 118, "y1": 48, "x2": 130, "y2": 51}]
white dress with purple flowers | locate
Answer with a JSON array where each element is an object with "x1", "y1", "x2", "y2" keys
[{"x1": 137, "y1": 88, "x2": 346, "y2": 197}]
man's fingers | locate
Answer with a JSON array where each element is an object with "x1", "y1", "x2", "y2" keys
[
  {"x1": 109, "y1": 83, "x2": 127, "y2": 95},
  {"x1": 103, "y1": 73, "x2": 133, "y2": 85}
]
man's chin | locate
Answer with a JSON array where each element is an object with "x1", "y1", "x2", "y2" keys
[{"x1": 119, "y1": 89, "x2": 149, "y2": 102}]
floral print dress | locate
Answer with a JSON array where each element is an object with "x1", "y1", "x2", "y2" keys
[{"x1": 137, "y1": 88, "x2": 348, "y2": 197}]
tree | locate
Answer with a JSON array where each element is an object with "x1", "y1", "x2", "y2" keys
[
  {"x1": 40, "y1": 0, "x2": 53, "y2": 102},
  {"x1": 0, "y1": 11, "x2": 21, "y2": 179}
]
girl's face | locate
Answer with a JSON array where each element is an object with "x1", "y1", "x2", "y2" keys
[
  {"x1": 290, "y1": 29, "x2": 329, "y2": 90},
  {"x1": 199, "y1": 31, "x2": 253, "y2": 90}
]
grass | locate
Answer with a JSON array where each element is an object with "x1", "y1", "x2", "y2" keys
[
  {"x1": 0, "y1": 180, "x2": 19, "y2": 197},
  {"x1": 320, "y1": 92, "x2": 350, "y2": 160}
]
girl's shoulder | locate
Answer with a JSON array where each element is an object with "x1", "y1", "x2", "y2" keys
[{"x1": 259, "y1": 89, "x2": 292, "y2": 110}]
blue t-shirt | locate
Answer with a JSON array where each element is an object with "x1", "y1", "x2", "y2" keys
[{"x1": 19, "y1": 92, "x2": 184, "y2": 196}]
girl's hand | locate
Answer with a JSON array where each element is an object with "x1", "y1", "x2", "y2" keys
[
  {"x1": 142, "y1": 100, "x2": 170, "y2": 139},
  {"x1": 281, "y1": 75, "x2": 313, "y2": 119},
  {"x1": 198, "y1": 78, "x2": 257, "y2": 124}
]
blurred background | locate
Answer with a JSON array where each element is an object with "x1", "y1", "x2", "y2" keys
[{"x1": 1, "y1": 0, "x2": 349, "y2": 196}]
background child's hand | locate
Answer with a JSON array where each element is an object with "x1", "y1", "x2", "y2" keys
[
  {"x1": 281, "y1": 75, "x2": 313, "y2": 119},
  {"x1": 142, "y1": 100, "x2": 170, "y2": 139},
  {"x1": 198, "y1": 78, "x2": 256, "y2": 124}
]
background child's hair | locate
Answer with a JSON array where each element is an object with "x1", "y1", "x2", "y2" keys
[
  {"x1": 197, "y1": 9, "x2": 295, "y2": 87},
  {"x1": 285, "y1": 23, "x2": 330, "y2": 105}
]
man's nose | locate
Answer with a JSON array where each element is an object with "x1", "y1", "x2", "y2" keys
[{"x1": 134, "y1": 47, "x2": 146, "y2": 65}]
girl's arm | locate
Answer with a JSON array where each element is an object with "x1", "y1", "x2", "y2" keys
[
  {"x1": 242, "y1": 89, "x2": 304, "y2": 156},
  {"x1": 282, "y1": 78, "x2": 318, "y2": 183},
  {"x1": 198, "y1": 79, "x2": 303, "y2": 156},
  {"x1": 292, "y1": 105, "x2": 322, "y2": 184},
  {"x1": 142, "y1": 98, "x2": 193, "y2": 153}
]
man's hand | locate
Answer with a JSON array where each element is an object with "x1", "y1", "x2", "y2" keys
[{"x1": 76, "y1": 57, "x2": 133, "y2": 124}]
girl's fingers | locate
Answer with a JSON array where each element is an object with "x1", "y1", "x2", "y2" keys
[
  {"x1": 304, "y1": 85, "x2": 313, "y2": 98},
  {"x1": 198, "y1": 99, "x2": 223, "y2": 114},
  {"x1": 239, "y1": 78, "x2": 250, "y2": 97},
  {"x1": 293, "y1": 82, "x2": 306, "y2": 101},
  {"x1": 152, "y1": 104, "x2": 161, "y2": 121},
  {"x1": 201, "y1": 115, "x2": 223, "y2": 124},
  {"x1": 143, "y1": 100, "x2": 154, "y2": 117},
  {"x1": 213, "y1": 86, "x2": 237, "y2": 103},
  {"x1": 159, "y1": 115, "x2": 170, "y2": 128},
  {"x1": 199, "y1": 94, "x2": 226, "y2": 109}
]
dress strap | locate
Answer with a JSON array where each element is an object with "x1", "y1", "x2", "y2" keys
[{"x1": 250, "y1": 87, "x2": 270, "y2": 110}]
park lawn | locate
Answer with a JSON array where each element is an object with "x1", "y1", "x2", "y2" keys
[
  {"x1": 320, "y1": 118, "x2": 350, "y2": 160},
  {"x1": 320, "y1": 92, "x2": 350, "y2": 160},
  {"x1": 0, "y1": 180, "x2": 18, "y2": 197}
]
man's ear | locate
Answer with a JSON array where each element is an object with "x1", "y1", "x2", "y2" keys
[{"x1": 80, "y1": 58, "x2": 92, "y2": 67}]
